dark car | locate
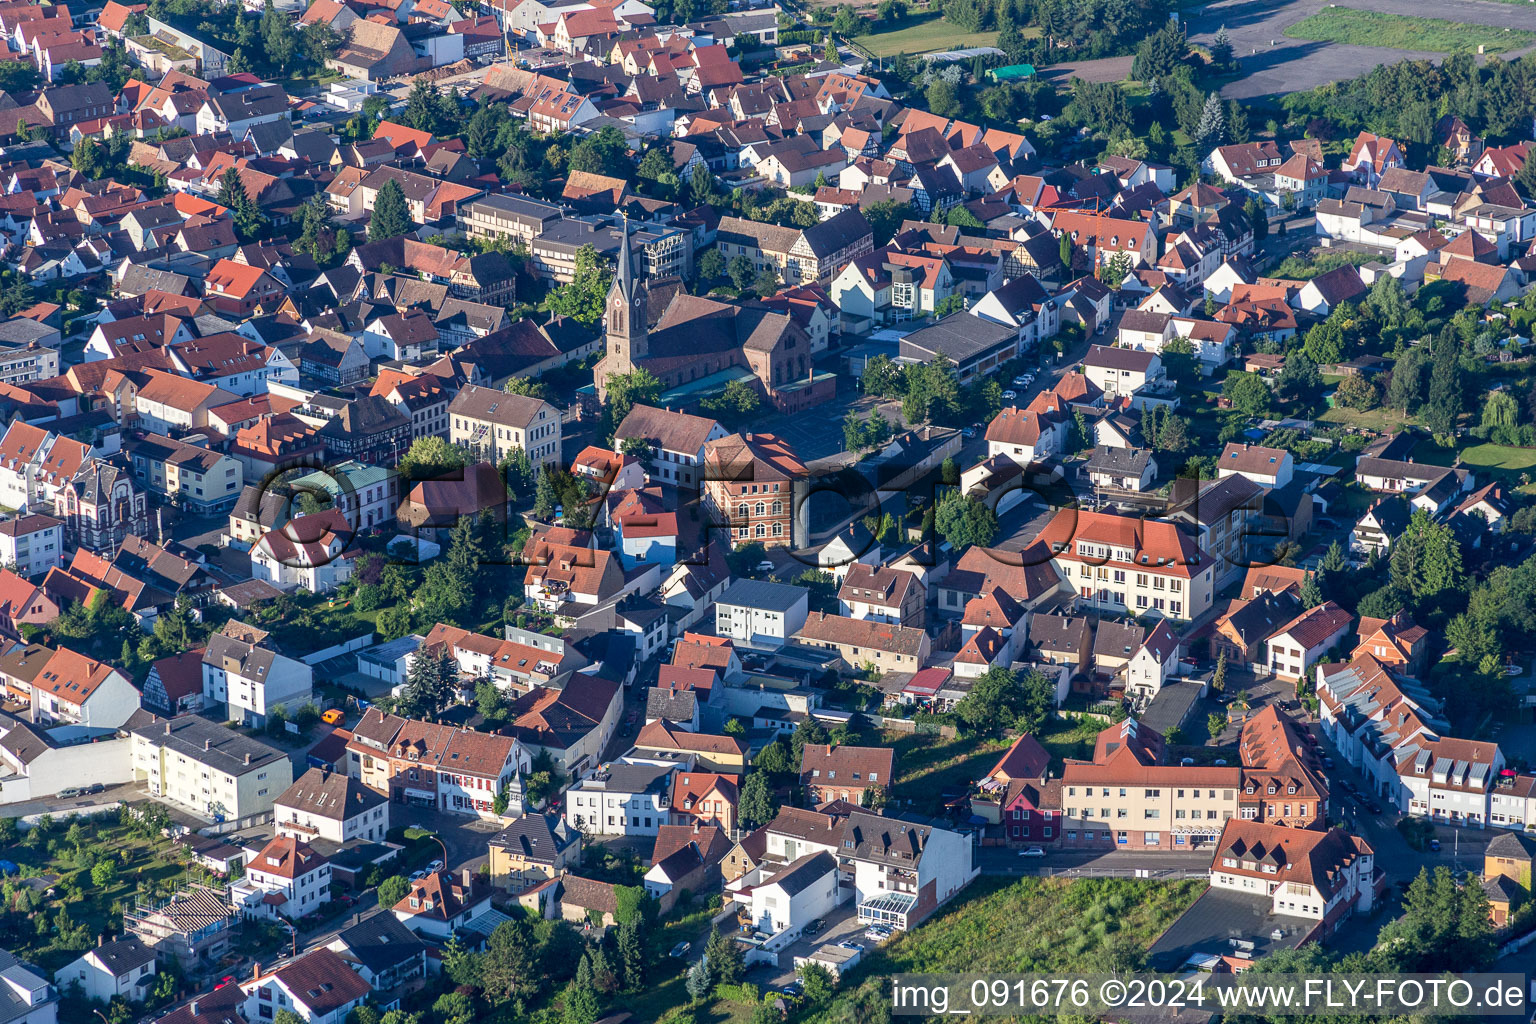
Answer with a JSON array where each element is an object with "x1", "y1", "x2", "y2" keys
[
  {"x1": 87, "y1": 783, "x2": 105, "y2": 794},
  {"x1": 803, "y1": 918, "x2": 826, "y2": 937},
  {"x1": 1429, "y1": 838, "x2": 1441, "y2": 852}
]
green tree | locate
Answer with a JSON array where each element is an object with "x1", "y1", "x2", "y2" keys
[
  {"x1": 368, "y1": 178, "x2": 411, "y2": 242},
  {"x1": 217, "y1": 167, "x2": 265, "y2": 241},
  {"x1": 377, "y1": 874, "x2": 410, "y2": 908},
  {"x1": 696, "y1": 248, "x2": 726, "y2": 285},
  {"x1": 91, "y1": 859, "x2": 118, "y2": 886},
  {"x1": 755, "y1": 739, "x2": 792, "y2": 775},
  {"x1": 1334, "y1": 372, "x2": 1378, "y2": 410},
  {"x1": 397, "y1": 645, "x2": 457, "y2": 717},
  {"x1": 613, "y1": 885, "x2": 651, "y2": 927},
  {"x1": 603, "y1": 368, "x2": 664, "y2": 441},
  {"x1": 954, "y1": 667, "x2": 1053, "y2": 733},
  {"x1": 1209, "y1": 25, "x2": 1233, "y2": 69},
  {"x1": 933, "y1": 491, "x2": 997, "y2": 549},
  {"x1": 546, "y1": 244, "x2": 613, "y2": 325},
  {"x1": 704, "y1": 927, "x2": 744, "y2": 985},
  {"x1": 1222, "y1": 371, "x2": 1270, "y2": 417},
  {"x1": 618, "y1": 921, "x2": 645, "y2": 990},
  {"x1": 798, "y1": 962, "x2": 836, "y2": 1007},
  {"x1": 926, "y1": 79, "x2": 960, "y2": 118},
  {"x1": 398, "y1": 436, "x2": 468, "y2": 479},
  {"x1": 1206, "y1": 712, "x2": 1226, "y2": 739},
  {"x1": 739, "y1": 771, "x2": 778, "y2": 828}
]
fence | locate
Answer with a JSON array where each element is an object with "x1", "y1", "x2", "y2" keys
[
  {"x1": 300, "y1": 632, "x2": 375, "y2": 666},
  {"x1": 991, "y1": 864, "x2": 1211, "y2": 881}
]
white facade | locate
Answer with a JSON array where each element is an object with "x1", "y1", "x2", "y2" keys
[
  {"x1": 0, "y1": 516, "x2": 64, "y2": 576},
  {"x1": 715, "y1": 594, "x2": 809, "y2": 648},
  {"x1": 53, "y1": 943, "x2": 156, "y2": 1005}
]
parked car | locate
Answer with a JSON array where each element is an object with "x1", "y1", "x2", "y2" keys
[
  {"x1": 322, "y1": 709, "x2": 345, "y2": 725},
  {"x1": 426, "y1": 860, "x2": 444, "y2": 873},
  {"x1": 58, "y1": 788, "x2": 80, "y2": 799},
  {"x1": 1017, "y1": 846, "x2": 1046, "y2": 857},
  {"x1": 804, "y1": 918, "x2": 826, "y2": 936},
  {"x1": 755, "y1": 560, "x2": 774, "y2": 573},
  {"x1": 1428, "y1": 838, "x2": 1441, "y2": 852},
  {"x1": 87, "y1": 783, "x2": 105, "y2": 794},
  {"x1": 865, "y1": 925, "x2": 893, "y2": 941},
  {"x1": 1002, "y1": 390, "x2": 1017, "y2": 400},
  {"x1": 1012, "y1": 375, "x2": 1031, "y2": 386},
  {"x1": 669, "y1": 942, "x2": 691, "y2": 958},
  {"x1": 962, "y1": 427, "x2": 976, "y2": 438},
  {"x1": 1322, "y1": 756, "x2": 1335, "y2": 769},
  {"x1": 780, "y1": 982, "x2": 803, "y2": 998}
]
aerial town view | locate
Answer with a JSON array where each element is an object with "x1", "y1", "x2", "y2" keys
[{"x1": 0, "y1": 0, "x2": 1534, "y2": 1019}]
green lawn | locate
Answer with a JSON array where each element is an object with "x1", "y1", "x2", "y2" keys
[
  {"x1": 1453, "y1": 443, "x2": 1536, "y2": 478},
  {"x1": 1316, "y1": 405, "x2": 1415, "y2": 432},
  {"x1": 888, "y1": 729, "x2": 1013, "y2": 814},
  {"x1": 804, "y1": 877, "x2": 1204, "y2": 1022},
  {"x1": 860, "y1": 16, "x2": 1036, "y2": 56},
  {"x1": 1283, "y1": 8, "x2": 1536, "y2": 54}
]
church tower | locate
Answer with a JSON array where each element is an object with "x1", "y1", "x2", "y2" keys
[{"x1": 605, "y1": 214, "x2": 648, "y2": 372}]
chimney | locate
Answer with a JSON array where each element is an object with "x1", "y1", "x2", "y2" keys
[
  {"x1": 165, "y1": 721, "x2": 171, "y2": 734},
  {"x1": 98, "y1": 933, "x2": 107, "y2": 947},
  {"x1": 205, "y1": 739, "x2": 211, "y2": 751},
  {"x1": 461, "y1": 866, "x2": 473, "y2": 889},
  {"x1": 252, "y1": 961, "x2": 261, "y2": 981},
  {"x1": 245, "y1": 753, "x2": 251, "y2": 765}
]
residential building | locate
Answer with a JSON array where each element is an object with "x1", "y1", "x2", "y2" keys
[
  {"x1": 614, "y1": 404, "x2": 727, "y2": 490},
  {"x1": 273, "y1": 766, "x2": 390, "y2": 845},
  {"x1": 701, "y1": 432, "x2": 804, "y2": 547},
  {"x1": 233, "y1": 836, "x2": 331, "y2": 920},
  {"x1": 714, "y1": 579, "x2": 809, "y2": 647},
  {"x1": 0, "y1": 515, "x2": 63, "y2": 577},
  {"x1": 446, "y1": 384, "x2": 562, "y2": 472},
  {"x1": 800, "y1": 743, "x2": 894, "y2": 805},
  {"x1": 487, "y1": 813, "x2": 582, "y2": 890},
  {"x1": 1034, "y1": 508, "x2": 1215, "y2": 622},
  {"x1": 130, "y1": 714, "x2": 293, "y2": 820},
  {"x1": 1209, "y1": 820, "x2": 1375, "y2": 938},
  {"x1": 794, "y1": 612, "x2": 931, "y2": 674},
  {"x1": 201, "y1": 620, "x2": 314, "y2": 727},
  {"x1": 239, "y1": 949, "x2": 371, "y2": 1024},
  {"x1": 563, "y1": 761, "x2": 676, "y2": 837},
  {"x1": 53, "y1": 939, "x2": 156, "y2": 1006},
  {"x1": 27, "y1": 646, "x2": 140, "y2": 729},
  {"x1": 346, "y1": 708, "x2": 533, "y2": 819}
]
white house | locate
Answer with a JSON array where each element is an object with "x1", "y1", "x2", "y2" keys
[
  {"x1": 747, "y1": 851, "x2": 841, "y2": 937},
  {"x1": 201, "y1": 620, "x2": 314, "y2": 727},
  {"x1": 563, "y1": 762, "x2": 677, "y2": 837},
  {"x1": 1082, "y1": 345, "x2": 1163, "y2": 400},
  {"x1": 249, "y1": 509, "x2": 355, "y2": 595},
  {"x1": 713, "y1": 579, "x2": 809, "y2": 648},
  {"x1": 1124, "y1": 619, "x2": 1180, "y2": 701},
  {"x1": 0, "y1": 950, "x2": 58, "y2": 1024},
  {"x1": 274, "y1": 767, "x2": 390, "y2": 845},
  {"x1": 1209, "y1": 820, "x2": 1374, "y2": 937},
  {"x1": 1217, "y1": 443, "x2": 1294, "y2": 489},
  {"x1": 54, "y1": 939, "x2": 157, "y2": 1006},
  {"x1": 0, "y1": 514, "x2": 64, "y2": 577},
  {"x1": 28, "y1": 647, "x2": 141, "y2": 729},
  {"x1": 1264, "y1": 601, "x2": 1353, "y2": 682},
  {"x1": 390, "y1": 871, "x2": 494, "y2": 941},
  {"x1": 843, "y1": 810, "x2": 978, "y2": 931},
  {"x1": 233, "y1": 835, "x2": 331, "y2": 920},
  {"x1": 240, "y1": 948, "x2": 371, "y2": 1024}
]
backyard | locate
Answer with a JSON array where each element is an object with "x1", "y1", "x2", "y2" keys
[
  {"x1": 888, "y1": 716, "x2": 1109, "y2": 814},
  {"x1": 1283, "y1": 8, "x2": 1536, "y2": 54}
]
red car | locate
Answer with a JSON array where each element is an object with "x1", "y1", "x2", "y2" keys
[{"x1": 214, "y1": 976, "x2": 235, "y2": 990}]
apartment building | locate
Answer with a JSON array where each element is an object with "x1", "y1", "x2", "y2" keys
[
  {"x1": 461, "y1": 193, "x2": 562, "y2": 246},
  {"x1": 563, "y1": 761, "x2": 676, "y2": 837},
  {"x1": 345, "y1": 708, "x2": 533, "y2": 820},
  {"x1": 1035, "y1": 507, "x2": 1215, "y2": 622},
  {"x1": 614, "y1": 404, "x2": 727, "y2": 491},
  {"x1": 273, "y1": 766, "x2": 390, "y2": 845},
  {"x1": 1056, "y1": 720, "x2": 1240, "y2": 850},
  {"x1": 125, "y1": 432, "x2": 243, "y2": 513},
  {"x1": 0, "y1": 514, "x2": 63, "y2": 577},
  {"x1": 201, "y1": 621, "x2": 313, "y2": 728},
  {"x1": 447, "y1": 384, "x2": 562, "y2": 471},
  {"x1": 1209, "y1": 820, "x2": 1375, "y2": 938},
  {"x1": 130, "y1": 714, "x2": 293, "y2": 820}
]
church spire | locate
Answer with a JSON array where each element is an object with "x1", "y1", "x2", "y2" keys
[{"x1": 605, "y1": 212, "x2": 647, "y2": 367}]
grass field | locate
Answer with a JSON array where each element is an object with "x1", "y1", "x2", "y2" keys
[
  {"x1": 1454, "y1": 443, "x2": 1536, "y2": 477},
  {"x1": 860, "y1": 16, "x2": 1036, "y2": 56},
  {"x1": 1283, "y1": 8, "x2": 1536, "y2": 54},
  {"x1": 804, "y1": 877, "x2": 1204, "y2": 1022},
  {"x1": 1316, "y1": 404, "x2": 1414, "y2": 432}
]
